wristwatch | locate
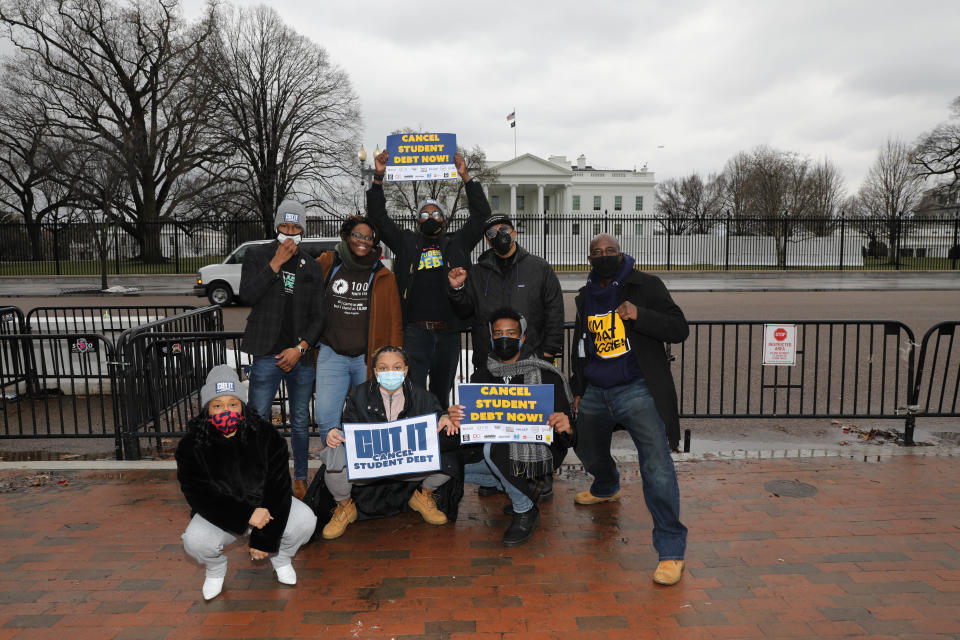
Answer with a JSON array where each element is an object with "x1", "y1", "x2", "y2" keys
[{"x1": 297, "y1": 341, "x2": 307, "y2": 355}]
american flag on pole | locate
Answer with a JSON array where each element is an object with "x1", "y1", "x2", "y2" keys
[{"x1": 507, "y1": 110, "x2": 516, "y2": 128}]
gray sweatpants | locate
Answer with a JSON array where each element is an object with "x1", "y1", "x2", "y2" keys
[
  {"x1": 181, "y1": 498, "x2": 317, "y2": 578},
  {"x1": 320, "y1": 444, "x2": 449, "y2": 502}
]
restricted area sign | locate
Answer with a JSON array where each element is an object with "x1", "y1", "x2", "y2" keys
[{"x1": 762, "y1": 324, "x2": 797, "y2": 366}]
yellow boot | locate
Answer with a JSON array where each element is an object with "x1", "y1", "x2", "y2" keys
[
  {"x1": 321, "y1": 499, "x2": 357, "y2": 539},
  {"x1": 408, "y1": 488, "x2": 447, "y2": 525}
]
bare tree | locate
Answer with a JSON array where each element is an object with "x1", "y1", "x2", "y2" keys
[
  {"x1": 382, "y1": 137, "x2": 499, "y2": 222},
  {"x1": 0, "y1": 86, "x2": 74, "y2": 259},
  {"x1": 206, "y1": 5, "x2": 361, "y2": 236},
  {"x1": 914, "y1": 96, "x2": 960, "y2": 185},
  {"x1": 654, "y1": 173, "x2": 723, "y2": 235},
  {"x1": 804, "y1": 157, "x2": 845, "y2": 236},
  {"x1": 0, "y1": 0, "x2": 226, "y2": 263},
  {"x1": 854, "y1": 137, "x2": 924, "y2": 265},
  {"x1": 719, "y1": 151, "x2": 755, "y2": 235}
]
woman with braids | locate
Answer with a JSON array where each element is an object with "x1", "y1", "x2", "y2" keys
[
  {"x1": 449, "y1": 307, "x2": 575, "y2": 546},
  {"x1": 313, "y1": 216, "x2": 403, "y2": 473},
  {"x1": 317, "y1": 345, "x2": 463, "y2": 539},
  {"x1": 176, "y1": 366, "x2": 317, "y2": 601}
]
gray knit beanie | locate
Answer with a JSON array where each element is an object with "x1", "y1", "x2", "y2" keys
[
  {"x1": 200, "y1": 365, "x2": 247, "y2": 409},
  {"x1": 417, "y1": 198, "x2": 447, "y2": 219},
  {"x1": 274, "y1": 200, "x2": 306, "y2": 232}
]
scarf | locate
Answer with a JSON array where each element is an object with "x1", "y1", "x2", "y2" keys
[
  {"x1": 485, "y1": 355, "x2": 573, "y2": 478},
  {"x1": 336, "y1": 240, "x2": 379, "y2": 270}
]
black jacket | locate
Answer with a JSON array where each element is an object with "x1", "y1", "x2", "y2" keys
[
  {"x1": 175, "y1": 411, "x2": 293, "y2": 553},
  {"x1": 465, "y1": 365, "x2": 575, "y2": 501},
  {"x1": 366, "y1": 180, "x2": 491, "y2": 327},
  {"x1": 239, "y1": 241, "x2": 325, "y2": 357},
  {"x1": 317, "y1": 380, "x2": 464, "y2": 523},
  {"x1": 448, "y1": 245, "x2": 565, "y2": 370},
  {"x1": 571, "y1": 270, "x2": 689, "y2": 448}
]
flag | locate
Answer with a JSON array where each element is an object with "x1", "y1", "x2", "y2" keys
[
  {"x1": 506, "y1": 111, "x2": 515, "y2": 122},
  {"x1": 510, "y1": 121, "x2": 516, "y2": 128}
]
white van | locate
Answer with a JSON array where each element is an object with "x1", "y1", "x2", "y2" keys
[{"x1": 193, "y1": 238, "x2": 340, "y2": 306}]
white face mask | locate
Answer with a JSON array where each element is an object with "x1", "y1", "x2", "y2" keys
[{"x1": 277, "y1": 232, "x2": 302, "y2": 245}]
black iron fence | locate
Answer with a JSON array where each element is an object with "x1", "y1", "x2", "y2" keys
[
  {"x1": 1, "y1": 305, "x2": 958, "y2": 459},
  {"x1": 2, "y1": 213, "x2": 958, "y2": 276}
]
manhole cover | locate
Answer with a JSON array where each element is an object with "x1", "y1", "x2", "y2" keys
[{"x1": 764, "y1": 479, "x2": 818, "y2": 498}]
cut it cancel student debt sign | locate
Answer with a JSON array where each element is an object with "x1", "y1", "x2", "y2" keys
[
  {"x1": 343, "y1": 414, "x2": 440, "y2": 481},
  {"x1": 458, "y1": 383, "x2": 554, "y2": 445},
  {"x1": 385, "y1": 133, "x2": 457, "y2": 182}
]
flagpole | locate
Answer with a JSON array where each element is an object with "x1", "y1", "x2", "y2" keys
[{"x1": 513, "y1": 106, "x2": 517, "y2": 158}]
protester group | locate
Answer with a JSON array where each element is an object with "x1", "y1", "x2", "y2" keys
[{"x1": 175, "y1": 149, "x2": 690, "y2": 601}]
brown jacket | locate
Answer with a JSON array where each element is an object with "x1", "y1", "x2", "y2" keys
[{"x1": 316, "y1": 250, "x2": 403, "y2": 378}]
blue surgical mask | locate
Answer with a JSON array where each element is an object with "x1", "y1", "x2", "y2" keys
[{"x1": 376, "y1": 371, "x2": 405, "y2": 391}]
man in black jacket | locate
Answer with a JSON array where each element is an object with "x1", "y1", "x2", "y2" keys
[
  {"x1": 240, "y1": 199, "x2": 325, "y2": 499},
  {"x1": 366, "y1": 149, "x2": 491, "y2": 407},
  {"x1": 570, "y1": 233, "x2": 689, "y2": 586},
  {"x1": 447, "y1": 214, "x2": 564, "y2": 374}
]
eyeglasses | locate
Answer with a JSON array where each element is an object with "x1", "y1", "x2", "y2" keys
[
  {"x1": 484, "y1": 225, "x2": 512, "y2": 239},
  {"x1": 350, "y1": 231, "x2": 374, "y2": 244},
  {"x1": 419, "y1": 210, "x2": 444, "y2": 221}
]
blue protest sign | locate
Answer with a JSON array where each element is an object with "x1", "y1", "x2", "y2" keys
[
  {"x1": 457, "y1": 383, "x2": 554, "y2": 444},
  {"x1": 385, "y1": 132, "x2": 458, "y2": 182},
  {"x1": 343, "y1": 413, "x2": 440, "y2": 481}
]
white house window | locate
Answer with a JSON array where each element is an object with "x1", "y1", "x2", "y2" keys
[
  {"x1": 593, "y1": 222, "x2": 601, "y2": 234},
  {"x1": 635, "y1": 196, "x2": 644, "y2": 211},
  {"x1": 491, "y1": 195, "x2": 500, "y2": 211},
  {"x1": 572, "y1": 195, "x2": 580, "y2": 211},
  {"x1": 614, "y1": 222, "x2": 623, "y2": 235},
  {"x1": 593, "y1": 196, "x2": 601, "y2": 211},
  {"x1": 614, "y1": 195, "x2": 622, "y2": 211},
  {"x1": 516, "y1": 195, "x2": 525, "y2": 211},
  {"x1": 543, "y1": 195, "x2": 549, "y2": 213},
  {"x1": 635, "y1": 222, "x2": 643, "y2": 235},
  {"x1": 572, "y1": 223, "x2": 580, "y2": 235}
]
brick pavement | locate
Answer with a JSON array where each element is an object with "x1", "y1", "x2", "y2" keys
[{"x1": 0, "y1": 454, "x2": 958, "y2": 639}]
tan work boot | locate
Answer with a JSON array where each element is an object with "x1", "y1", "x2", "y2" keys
[
  {"x1": 574, "y1": 489, "x2": 622, "y2": 505},
  {"x1": 293, "y1": 480, "x2": 307, "y2": 500},
  {"x1": 408, "y1": 488, "x2": 447, "y2": 525},
  {"x1": 653, "y1": 560, "x2": 685, "y2": 585},
  {"x1": 321, "y1": 499, "x2": 357, "y2": 539}
]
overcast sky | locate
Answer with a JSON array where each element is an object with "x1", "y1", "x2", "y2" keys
[{"x1": 16, "y1": 0, "x2": 960, "y2": 193}]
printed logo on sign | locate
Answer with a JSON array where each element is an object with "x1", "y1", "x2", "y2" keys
[
  {"x1": 281, "y1": 270, "x2": 295, "y2": 294},
  {"x1": 417, "y1": 248, "x2": 444, "y2": 271},
  {"x1": 332, "y1": 278, "x2": 348, "y2": 295},
  {"x1": 283, "y1": 212, "x2": 300, "y2": 224},
  {"x1": 216, "y1": 382, "x2": 235, "y2": 393},
  {"x1": 71, "y1": 338, "x2": 96, "y2": 354},
  {"x1": 774, "y1": 328, "x2": 788, "y2": 341},
  {"x1": 587, "y1": 311, "x2": 631, "y2": 359}
]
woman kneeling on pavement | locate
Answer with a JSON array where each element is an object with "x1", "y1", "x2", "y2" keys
[
  {"x1": 176, "y1": 366, "x2": 317, "y2": 600},
  {"x1": 452, "y1": 307, "x2": 575, "y2": 546},
  {"x1": 318, "y1": 345, "x2": 463, "y2": 539}
]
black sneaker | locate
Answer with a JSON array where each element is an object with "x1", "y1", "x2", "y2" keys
[
  {"x1": 477, "y1": 485, "x2": 504, "y2": 497},
  {"x1": 502, "y1": 505, "x2": 540, "y2": 547}
]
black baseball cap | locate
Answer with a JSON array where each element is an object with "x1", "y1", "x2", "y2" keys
[{"x1": 484, "y1": 214, "x2": 514, "y2": 231}]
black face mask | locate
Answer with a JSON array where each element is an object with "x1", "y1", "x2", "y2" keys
[
  {"x1": 492, "y1": 336, "x2": 522, "y2": 361},
  {"x1": 491, "y1": 230, "x2": 514, "y2": 256},
  {"x1": 420, "y1": 219, "x2": 442, "y2": 236},
  {"x1": 591, "y1": 255, "x2": 621, "y2": 280}
]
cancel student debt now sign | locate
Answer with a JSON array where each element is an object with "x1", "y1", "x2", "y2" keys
[
  {"x1": 458, "y1": 383, "x2": 554, "y2": 445},
  {"x1": 385, "y1": 132, "x2": 457, "y2": 182}
]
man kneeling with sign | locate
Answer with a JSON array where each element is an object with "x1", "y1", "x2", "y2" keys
[
  {"x1": 318, "y1": 346, "x2": 461, "y2": 539},
  {"x1": 449, "y1": 308, "x2": 574, "y2": 546}
]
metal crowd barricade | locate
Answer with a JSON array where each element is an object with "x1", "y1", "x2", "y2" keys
[
  {"x1": 26, "y1": 305, "x2": 195, "y2": 343},
  {"x1": 911, "y1": 322, "x2": 960, "y2": 419},
  {"x1": 0, "y1": 332, "x2": 121, "y2": 457}
]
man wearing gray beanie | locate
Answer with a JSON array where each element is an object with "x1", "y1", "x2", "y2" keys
[
  {"x1": 238, "y1": 198, "x2": 325, "y2": 499},
  {"x1": 366, "y1": 149, "x2": 492, "y2": 407}
]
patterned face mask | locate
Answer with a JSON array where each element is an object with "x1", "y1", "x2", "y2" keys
[{"x1": 209, "y1": 410, "x2": 242, "y2": 436}]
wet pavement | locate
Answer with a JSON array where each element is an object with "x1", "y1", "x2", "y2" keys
[{"x1": 1, "y1": 452, "x2": 959, "y2": 639}]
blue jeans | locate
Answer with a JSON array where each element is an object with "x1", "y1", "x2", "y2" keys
[
  {"x1": 313, "y1": 343, "x2": 367, "y2": 439},
  {"x1": 464, "y1": 443, "x2": 535, "y2": 514},
  {"x1": 574, "y1": 379, "x2": 687, "y2": 560},
  {"x1": 403, "y1": 324, "x2": 461, "y2": 407},
  {"x1": 247, "y1": 356, "x2": 315, "y2": 481}
]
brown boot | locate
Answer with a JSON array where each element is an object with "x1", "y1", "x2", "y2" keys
[
  {"x1": 408, "y1": 488, "x2": 447, "y2": 525},
  {"x1": 293, "y1": 479, "x2": 307, "y2": 500},
  {"x1": 653, "y1": 560, "x2": 685, "y2": 585},
  {"x1": 321, "y1": 499, "x2": 357, "y2": 539}
]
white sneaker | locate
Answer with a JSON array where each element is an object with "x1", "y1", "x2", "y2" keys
[
  {"x1": 202, "y1": 576, "x2": 224, "y2": 600},
  {"x1": 275, "y1": 564, "x2": 297, "y2": 585}
]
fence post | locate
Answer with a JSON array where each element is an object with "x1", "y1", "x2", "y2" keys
[
  {"x1": 174, "y1": 224, "x2": 180, "y2": 273},
  {"x1": 53, "y1": 221, "x2": 61, "y2": 276},
  {"x1": 781, "y1": 216, "x2": 789, "y2": 270},
  {"x1": 666, "y1": 229, "x2": 672, "y2": 270},
  {"x1": 114, "y1": 225, "x2": 121, "y2": 274},
  {"x1": 952, "y1": 214, "x2": 959, "y2": 270},
  {"x1": 895, "y1": 213, "x2": 902, "y2": 270},
  {"x1": 724, "y1": 211, "x2": 731, "y2": 271},
  {"x1": 839, "y1": 212, "x2": 845, "y2": 271}
]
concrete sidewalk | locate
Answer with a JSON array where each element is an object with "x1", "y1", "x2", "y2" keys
[
  {"x1": 1, "y1": 270, "x2": 958, "y2": 298},
  {"x1": 0, "y1": 451, "x2": 958, "y2": 639}
]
